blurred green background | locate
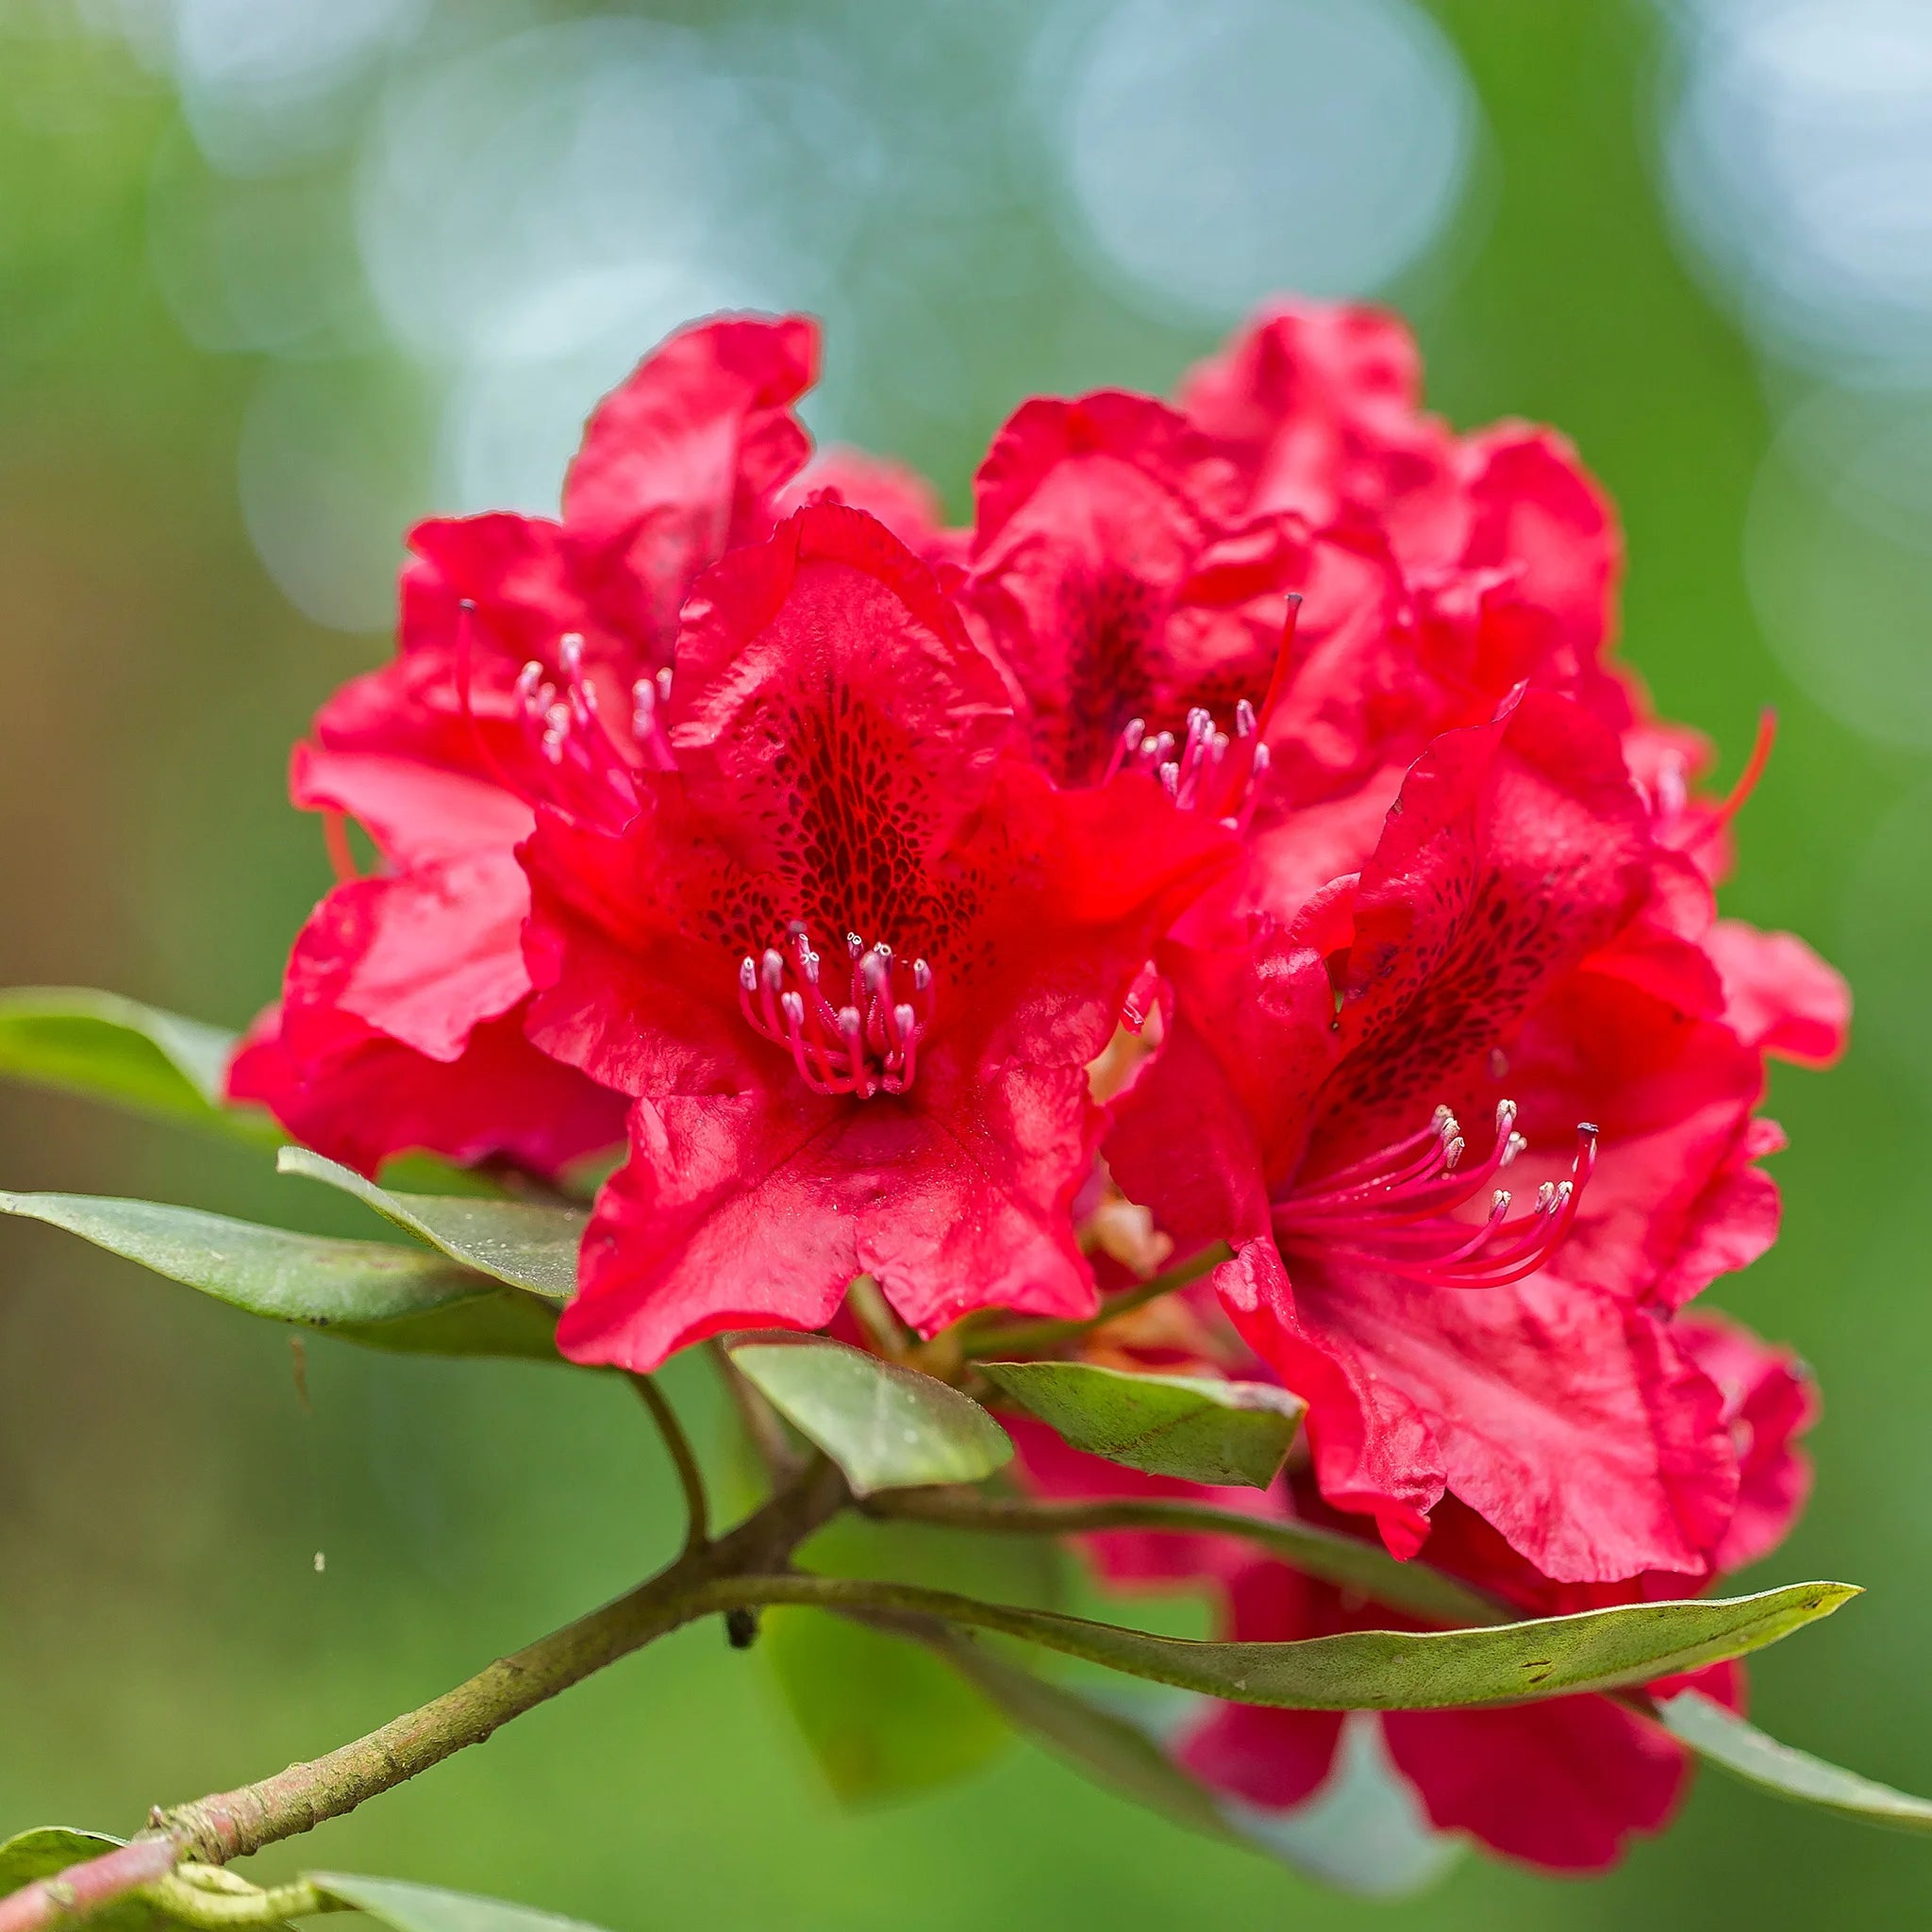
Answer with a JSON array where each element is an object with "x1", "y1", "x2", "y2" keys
[{"x1": 4, "y1": 0, "x2": 1929, "y2": 1923}]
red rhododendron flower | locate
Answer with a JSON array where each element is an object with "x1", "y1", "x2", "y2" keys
[
  {"x1": 1108, "y1": 680, "x2": 1843, "y2": 1582},
  {"x1": 519, "y1": 501, "x2": 1236, "y2": 1369},
  {"x1": 1007, "y1": 1282, "x2": 1813, "y2": 1871},
  {"x1": 232, "y1": 314, "x2": 923, "y2": 1177}
]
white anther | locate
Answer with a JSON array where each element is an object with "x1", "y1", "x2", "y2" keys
[
  {"x1": 1122, "y1": 718, "x2": 1146, "y2": 753},
  {"x1": 1159, "y1": 763, "x2": 1180, "y2": 798},
  {"x1": 761, "y1": 949, "x2": 785, "y2": 991},
  {"x1": 913, "y1": 959, "x2": 932, "y2": 992},
  {"x1": 1442, "y1": 1136, "x2": 1465, "y2": 1171},
  {"x1": 1491, "y1": 1190, "x2": 1511, "y2": 1213},
  {"x1": 893, "y1": 1003, "x2": 916, "y2": 1039},
  {"x1": 1502, "y1": 1132, "x2": 1528, "y2": 1165},
  {"x1": 559, "y1": 632, "x2": 585, "y2": 675},
  {"x1": 739, "y1": 956, "x2": 758, "y2": 992},
  {"x1": 1534, "y1": 1182, "x2": 1557, "y2": 1211},
  {"x1": 655, "y1": 666, "x2": 673, "y2": 703},
  {"x1": 846, "y1": 933, "x2": 864, "y2": 958},
  {"x1": 780, "y1": 991, "x2": 804, "y2": 1027}
]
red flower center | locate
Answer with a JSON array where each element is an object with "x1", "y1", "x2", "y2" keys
[
  {"x1": 1272, "y1": 1100, "x2": 1598, "y2": 1289},
  {"x1": 737, "y1": 924, "x2": 935, "y2": 1099}
]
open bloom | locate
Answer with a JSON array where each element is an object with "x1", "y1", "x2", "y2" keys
[
  {"x1": 1186, "y1": 1307, "x2": 1815, "y2": 1871},
  {"x1": 959, "y1": 300, "x2": 1633, "y2": 930},
  {"x1": 1004, "y1": 1261, "x2": 1814, "y2": 1871},
  {"x1": 1108, "y1": 684, "x2": 1844, "y2": 1582},
  {"x1": 519, "y1": 502, "x2": 1236, "y2": 1369},
  {"x1": 230, "y1": 315, "x2": 936, "y2": 1177}
]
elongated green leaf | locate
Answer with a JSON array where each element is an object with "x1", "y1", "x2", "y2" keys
[
  {"x1": 924, "y1": 1630, "x2": 1239, "y2": 1839},
  {"x1": 1656, "y1": 1688, "x2": 1932, "y2": 1833},
  {"x1": 981, "y1": 1359, "x2": 1304, "y2": 1489},
  {"x1": 726, "y1": 1334, "x2": 1012, "y2": 1494},
  {"x1": 0, "y1": 1190, "x2": 558, "y2": 1359},
  {"x1": 746, "y1": 1574, "x2": 1856, "y2": 1707},
  {"x1": 311, "y1": 1873, "x2": 611, "y2": 1931},
  {"x1": 278, "y1": 1148, "x2": 586, "y2": 1302},
  {"x1": 919, "y1": 1635, "x2": 1456, "y2": 1895},
  {"x1": 0, "y1": 987, "x2": 271, "y2": 1143}
]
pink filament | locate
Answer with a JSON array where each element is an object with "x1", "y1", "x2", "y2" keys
[
  {"x1": 738, "y1": 926, "x2": 933, "y2": 1098},
  {"x1": 1105, "y1": 698, "x2": 1271, "y2": 829},
  {"x1": 1274, "y1": 1100, "x2": 1598, "y2": 1289}
]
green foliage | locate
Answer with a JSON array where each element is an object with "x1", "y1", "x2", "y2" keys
[
  {"x1": 0, "y1": 988, "x2": 268, "y2": 1144},
  {"x1": 277, "y1": 1149, "x2": 586, "y2": 1302},
  {"x1": 309, "y1": 1873, "x2": 613, "y2": 1930},
  {"x1": 978, "y1": 1360, "x2": 1305, "y2": 1489},
  {"x1": 1657, "y1": 1690, "x2": 1932, "y2": 1833},
  {"x1": 766, "y1": 1512, "x2": 1064, "y2": 1805},
  {"x1": 726, "y1": 1335, "x2": 1012, "y2": 1493},
  {"x1": 923, "y1": 1649, "x2": 1458, "y2": 1897},
  {"x1": 924, "y1": 1633, "x2": 1237, "y2": 1840},
  {"x1": 764, "y1": 1576, "x2": 1857, "y2": 1708},
  {"x1": 0, "y1": 1829, "x2": 170, "y2": 1930},
  {"x1": 0, "y1": 1191, "x2": 558, "y2": 1359}
]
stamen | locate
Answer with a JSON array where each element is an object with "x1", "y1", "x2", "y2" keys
[
  {"x1": 508, "y1": 630, "x2": 651, "y2": 826},
  {"x1": 1103, "y1": 691, "x2": 1273, "y2": 828},
  {"x1": 736, "y1": 925, "x2": 935, "y2": 1098},
  {"x1": 1274, "y1": 1103, "x2": 1597, "y2": 1290}
]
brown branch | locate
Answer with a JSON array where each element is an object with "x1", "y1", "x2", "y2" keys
[
  {"x1": 864, "y1": 1488, "x2": 1508, "y2": 1627},
  {"x1": 628, "y1": 1373, "x2": 710, "y2": 1555},
  {"x1": 0, "y1": 1458, "x2": 848, "y2": 1932}
]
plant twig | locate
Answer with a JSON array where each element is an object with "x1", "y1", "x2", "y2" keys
[
  {"x1": 959, "y1": 1241, "x2": 1233, "y2": 1357},
  {"x1": 0, "y1": 1459, "x2": 848, "y2": 1932},
  {"x1": 628, "y1": 1373, "x2": 709, "y2": 1555},
  {"x1": 864, "y1": 1488, "x2": 1507, "y2": 1627}
]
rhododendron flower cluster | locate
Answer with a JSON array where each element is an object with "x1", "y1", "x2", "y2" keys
[{"x1": 236, "y1": 302, "x2": 1848, "y2": 1872}]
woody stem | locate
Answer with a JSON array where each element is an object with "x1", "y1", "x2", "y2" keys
[
  {"x1": 629, "y1": 1371, "x2": 711, "y2": 1554},
  {"x1": 0, "y1": 1457, "x2": 849, "y2": 1932}
]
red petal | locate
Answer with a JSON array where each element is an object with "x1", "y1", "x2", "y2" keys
[
  {"x1": 1704, "y1": 919, "x2": 1852, "y2": 1068},
  {"x1": 561, "y1": 312, "x2": 817, "y2": 655},
  {"x1": 228, "y1": 1000, "x2": 624, "y2": 1181},
  {"x1": 1383, "y1": 1693, "x2": 1685, "y2": 1871}
]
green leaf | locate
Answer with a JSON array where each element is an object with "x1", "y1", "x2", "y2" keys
[
  {"x1": 765, "y1": 1511, "x2": 1063, "y2": 1806},
  {"x1": 0, "y1": 987, "x2": 273, "y2": 1144},
  {"x1": 310, "y1": 1873, "x2": 612, "y2": 1931},
  {"x1": 924, "y1": 1631, "x2": 1239, "y2": 1839},
  {"x1": 1656, "y1": 1688, "x2": 1932, "y2": 1833},
  {"x1": 725, "y1": 1334, "x2": 1012, "y2": 1494},
  {"x1": 921, "y1": 1639, "x2": 1457, "y2": 1896},
  {"x1": 0, "y1": 1190, "x2": 559, "y2": 1359},
  {"x1": 980, "y1": 1359, "x2": 1305, "y2": 1489},
  {"x1": 0, "y1": 1829, "x2": 172, "y2": 1930},
  {"x1": 747, "y1": 1574, "x2": 1857, "y2": 1708},
  {"x1": 0, "y1": 1826, "x2": 119, "y2": 1894},
  {"x1": 278, "y1": 1148, "x2": 586, "y2": 1302}
]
